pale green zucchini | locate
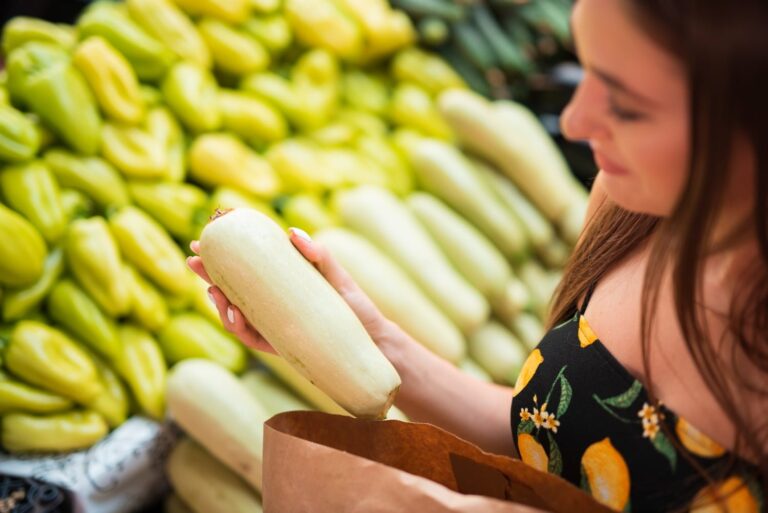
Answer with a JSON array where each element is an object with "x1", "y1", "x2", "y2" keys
[
  {"x1": 200, "y1": 208, "x2": 401, "y2": 419},
  {"x1": 458, "y1": 358, "x2": 493, "y2": 383},
  {"x1": 314, "y1": 227, "x2": 465, "y2": 363},
  {"x1": 240, "y1": 369, "x2": 312, "y2": 417},
  {"x1": 468, "y1": 321, "x2": 528, "y2": 384},
  {"x1": 410, "y1": 138, "x2": 528, "y2": 261},
  {"x1": 334, "y1": 186, "x2": 489, "y2": 334},
  {"x1": 509, "y1": 311, "x2": 546, "y2": 352},
  {"x1": 166, "y1": 359, "x2": 270, "y2": 491},
  {"x1": 167, "y1": 438, "x2": 263, "y2": 513}
]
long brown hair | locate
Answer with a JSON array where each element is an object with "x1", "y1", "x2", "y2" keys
[{"x1": 548, "y1": 0, "x2": 768, "y2": 501}]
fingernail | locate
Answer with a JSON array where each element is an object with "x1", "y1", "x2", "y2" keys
[
  {"x1": 207, "y1": 288, "x2": 215, "y2": 305},
  {"x1": 290, "y1": 227, "x2": 312, "y2": 242},
  {"x1": 226, "y1": 306, "x2": 235, "y2": 324}
]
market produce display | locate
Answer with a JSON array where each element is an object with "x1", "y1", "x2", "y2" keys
[
  {"x1": 0, "y1": 0, "x2": 586, "y2": 509},
  {"x1": 392, "y1": 0, "x2": 573, "y2": 99}
]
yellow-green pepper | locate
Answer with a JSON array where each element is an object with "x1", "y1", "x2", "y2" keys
[
  {"x1": 44, "y1": 149, "x2": 130, "y2": 209},
  {"x1": 114, "y1": 325, "x2": 166, "y2": 419},
  {"x1": 219, "y1": 89, "x2": 288, "y2": 145},
  {"x1": 284, "y1": 0, "x2": 363, "y2": 60},
  {"x1": 124, "y1": 264, "x2": 170, "y2": 333},
  {"x1": 278, "y1": 194, "x2": 338, "y2": 235},
  {"x1": 0, "y1": 87, "x2": 8, "y2": 105},
  {"x1": 0, "y1": 203, "x2": 46, "y2": 287},
  {"x1": 2, "y1": 410, "x2": 108, "y2": 453},
  {"x1": 108, "y1": 206, "x2": 192, "y2": 295},
  {"x1": 65, "y1": 217, "x2": 132, "y2": 317},
  {"x1": 6, "y1": 42, "x2": 101, "y2": 155},
  {"x1": 390, "y1": 82, "x2": 454, "y2": 140},
  {"x1": 76, "y1": 2, "x2": 176, "y2": 82},
  {"x1": 82, "y1": 350, "x2": 129, "y2": 428},
  {"x1": 127, "y1": 0, "x2": 211, "y2": 69},
  {"x1": 186, "y1": 275, "x2": 220, "y2": 324},
  {"x1": 158, "y1": 312, "x2": 247, "y2": 373},
  {"x1": 239, "y1": 72, "x2": 302, "y2": 126},
  {"x1": 355, "y1": 135, "x2": 413, "y2": 196},
  {"x1": 73, "y1": 36, "x2": 146, "y2": 124},
  {"x1": 323, "y1": 147, "x2": 389, "y2": 188},
  {"x1": 242, "y1": 15, "x2": 292, "y2": 55},
  {"x1": 336, "y1": 0, "x2": 415, "y2": 62},
  {"x1": 2, "y1": 247, "x2": 64, "y2": 322},
  {"x1": 4, "y1": 321, "x2": 103, "y2": 404},
  {"x1": 0, "y1": 160, "x2": 67, "y2": 243},
  {"x1": 0, "y1": 103, "x2": 41, "y2": 162},
  {"x1": 145, "y1": 107, "x2": 187, "y2": 182},
  {"x1": 101, "y1": 122, "x2": 168, "y2": 179},
  {"x1": 391, "y1": 48, "x2": 466, "y2": 96},
  {"x1": 1, "y1": 17, "x2": 77, "y2": 54},
  {"x1": 342, "y1": 71, "x2": 389, "y2": 116},
  {"x1": 60, "y1": 189, "x2": 95, "y2": 221},
  {"x1": 162, "y1": 62, "x2": 221, "y2": 133},
  {"x1": 127, "y1": 181, "x2": 207, "y2": 242},
  {"x1": 198, "y1": 18, "x2": 269, "y2": 76},
  {"x1": 336, "y1": 108, "x2": 388, "y2": 137},
  {"x1": 292, "y1": 49, "x2": 340, "y2": 131},
  {"x1": 48, "y1": 279, "x2": 122, "y2": 361},
  {"x1": 189, "y1": 133, "x2": 281, "y2": 198},
  {"x1": 0, "y1": 370, "x2": 73, "y2": 414},
  {"x1": 265, "y1": 139, "x2": 346, "y2": 193},
  {"x1": 173, "y1": 0, "x2": 251, "y2": 24}
]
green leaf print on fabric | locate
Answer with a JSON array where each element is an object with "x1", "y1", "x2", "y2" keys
[
  {"x1": 547, "y1": 431, "x2": 563, "y2": 475},
  {"x1": 518, "y1": 419, "x2": 535, "y2": 435},
  {"x1": 651, "y1": 432, "x2": 677, "y2": 473},
  {"x1": 601, "y1": 380, "x2": 643, "y2": 409},
  {"x1": 556, "y1": 376, "x2": 572, "y2": 418}
]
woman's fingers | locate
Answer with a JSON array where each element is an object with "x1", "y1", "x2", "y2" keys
[
  {"x1": 189, "y1": 240, "x2": 200, "y2": 254},
  {"x1": 289, "y1": 228, "x2": 356, "y2": 295},
  {"x1": 186, "y1": 255, "x2": 213, "y2": 285},
  {"x1": 208, "y1": 286, "x2": 277, "y2": 355}
]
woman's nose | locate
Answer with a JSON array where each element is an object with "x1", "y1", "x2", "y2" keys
[{"x1": 560, "y1": 76, "x2": 609, "y2": 142}]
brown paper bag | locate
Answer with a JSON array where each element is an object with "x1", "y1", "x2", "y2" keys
[{"x1": 262, "y1": 411, "x2": 612, "y2": 513}]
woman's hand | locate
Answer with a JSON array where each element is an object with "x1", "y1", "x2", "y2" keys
[{"x1": 186, "y1": 227, "x2": 394, "y2": 353}]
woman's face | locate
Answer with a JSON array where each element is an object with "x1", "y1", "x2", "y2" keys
[{"x1": 561, "y1": 0, "x2": 690, "y2": 216}]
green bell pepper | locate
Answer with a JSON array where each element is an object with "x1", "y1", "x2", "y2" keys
[
  {"x1": 291, "y1": 49, "x2": 340, "y2": 131},
  {"x1": 47, "y1": 279, "x2": 122, "y2": 361},
  {"x1": 77, "y1": 2, "x2": 176, "y2": 82},
  {"x1": 0, "y1": 160, "x2": 67, "y2": 243},
  {"x1": 0, "y1": 203, "x2": 46, "y2": 287},
  {"x1": 114, "y1": 325, "x2": 166, "y2": 420},
  {"x1": 162, "y1": 62, "x2": 221, "y2": 133},
  {"x1": 145, "y1": 107, "x2": 187, "y2": 182},
  {"x1": 2, "y1": 410, "x2": 108, "y2": 453},
  {"x1": 0, "y1": 370, "x2": 73, "y2": 414},
  {"x1": 0, "y1": 104, "x2": 41, "y2": 162},
  {"x1": 65, "y1": 217, "x2": 132, "y2": 317},
  {"x1": 6, "y1": 42, "x2": 102, "y2": 155},
  {"x1": 2, "y1": 247, "x2": 64, "y2": 321},
  {"x1": 158, "y1": 312, "x2": 247, "y2": 373},
  {"x1": 108, "y1": 206, "x2": 192, "y2": 296},
  {"x1": 219, "y1": 89, "x2": 288, "y2": 145},
  {"x1": 4, "y1": 321, "x2": 103, "y2": 404},
  {"x1": 60, "y1": 189, "x2": 95, "y2": 221},
  {"x1": 242, "y1": 14, "x2": 292, "y2": 55},
  {"x1": 44, "y1": 148, "x2": 131, "y2": 209}
]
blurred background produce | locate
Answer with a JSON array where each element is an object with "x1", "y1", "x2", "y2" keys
[{"x1": 0, "y1": 0, "x2": 593, "y2": 511}]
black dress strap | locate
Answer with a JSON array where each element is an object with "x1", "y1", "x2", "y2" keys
[{"x1": 579, "y1": 282, "x2": 597, "y2": 315}]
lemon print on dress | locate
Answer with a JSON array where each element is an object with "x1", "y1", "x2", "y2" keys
[
  {"x1": 512, "y1": 348, "x2": 543, "y2": 397},
  {"x1": 578, "y1": 315, "x2": 598, "y2": 348},
  {"x1": 675, "y1": 417, "x2": 726, "y2": 458},
  {"x1": 580, "y1": 438, "x2": 631, "y2": 512},
  {"x1": 517, "y1": 433, "x2": 548, "y2": 472},
  {"x1": 690, "y1": 476, "x2": 760, "y2": 513}
]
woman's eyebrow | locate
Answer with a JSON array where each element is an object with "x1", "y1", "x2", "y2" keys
[{"x1": 591, "y1": 66, "x2": 658, "y2": 106}]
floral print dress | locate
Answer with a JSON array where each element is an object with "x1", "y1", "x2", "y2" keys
[{"x1": 510, "y1": 287, "x2": 765, "y2": 512}]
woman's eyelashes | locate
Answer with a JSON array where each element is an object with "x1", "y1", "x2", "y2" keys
[{"x1": 608, "y1": 99, "x2": 645, "y2": 122}]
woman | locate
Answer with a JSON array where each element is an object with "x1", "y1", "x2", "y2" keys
[{"x1": 188, "y1": 0, "x2": 767, "y2": 510}]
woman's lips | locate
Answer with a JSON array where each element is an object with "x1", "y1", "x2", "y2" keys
[{"x1": 593, "y1": 151, "x2": 630, "y2": 176}]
